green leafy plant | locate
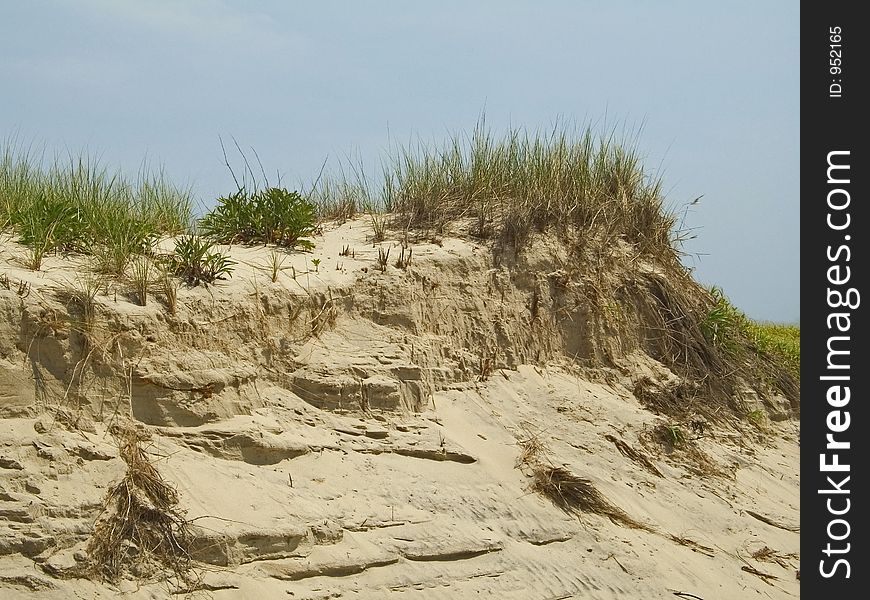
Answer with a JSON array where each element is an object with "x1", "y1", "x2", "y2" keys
[
  {"x1": 200, "y1": 187, "x2": 317, "y2": 250},
  {"x1": 311, "y1": 258, "x2": 321, "y2": 273},
  {"x1": 168, "y1": 235, "x2": 234, "y2": 286},
  {"x1": 700, "y1": 286, "x2": 749, "y2": 352},
  {"x1": 197, "y1": 190, "x2": 254, "y2": 243},
  {"x1": 746, "y1": 408, "x2": 767, "y2": 426},
  {"x1": 664, "y1": 424, "x2": 686, "y2": 448},
  {"x1": 258, "y1": 187, "x2": 317, "y2": 248}
]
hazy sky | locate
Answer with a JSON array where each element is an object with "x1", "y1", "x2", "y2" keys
[{"x1": 1, "y1": 1, "x2": 799, "y2": 322}]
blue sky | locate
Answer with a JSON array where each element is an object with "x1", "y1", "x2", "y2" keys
[{"x1": 1, "y1": 1, "x2": 799, "y2": 322}]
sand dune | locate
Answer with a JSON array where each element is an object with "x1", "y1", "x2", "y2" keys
[{"x1": 0, "y1": 219, "x2": 798, "y2": 598}]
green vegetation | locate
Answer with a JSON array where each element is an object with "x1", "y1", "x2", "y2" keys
[
  {"x1": 302, "y1": 121, "x2": 799, "y2": 415},
  {"x1": 368, "y1": 209, "x2": 387, "y2": 243},
  {"x1": 130, "y1": 257, "x2": 153, "y2": 306},
  {"x1": 388, "y1": 123, "x2": 672, "y2": 253},
  {"x1": 700, "y1": 286, "x2": 749, "y2": 352},
  {"x1": 1, "y1": 144, "x2": 192, "y2": 272},
  {"x1": 746, "y1": 408, "x2": 767, "y2": 426},
  {"x1": 267, "y1": 248, "x2": 287, "y2": 282},
  {"x1": 1, "y1": 129, "x2": 798, "y2": 430},
  {"x1": 311, "y1": 120, "x2": 674, "y2": 256},
  {"x1": 199, "y1": 187, "x2": 317, "y2": 250},
  {"x1": 701, "y1": 286, "x2": 800, "y2": 384},
  {"x1": 307, "y1": 173, "x2": 365, "y2": 223},
  {"x1": 167, "y1": 235, "x2": 235, "y2": 286},
  {"x1": 0, "y1": 144, "x2": 316, "y2": 293},
  {"x1": 663, "y1": 423, "x2": 687, "y2": 448},
  {"x1": 747, "y1": 321, "x2": 800, "y2": 381},
  {"x1": 157, "y1": 263, "x2": 178, "y2": 314}
]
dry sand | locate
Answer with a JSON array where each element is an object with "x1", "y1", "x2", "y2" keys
[{"x1": 0, "y1": 219, "x2": 799, "y2": 598}]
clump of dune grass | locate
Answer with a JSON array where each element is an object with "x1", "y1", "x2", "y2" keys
[
  {"x1": 305, "y1": 154, "x2": 380, "y2": 223},
  {"x1": 267, "y1": 248, "x2": 288, "y2": 282},
  {"x1": 305, "y1": 122, "x2": 798, "y2": 422},
  {"x1": 376, "y1": 246, "x2": 390, "y2": 272},
  {"x1": 1, "y1": 142, "x2": 192, "y2": 273},
  {"x1": 530, "y1": 466, "x2": 649, "y2": 529},
  {"x1": 308, "y1": 119, "x2": 675, "y2": 258},
  {"x1": 695, "y1": 286, "x2": 800, "y2": 404},
  {"x1": 157, "y1": 263, "x2": 178, "y2": 315},
  {"x1": 369, "y1": 209, "x2": 388, "y2": 242},
  {"x1": 307, "y1": 172, "x2": 364, "y2": 222},
  {"x1": 130, "y1": 256, "x2": 153, "y2": 306},
  {"x1": 380, "y1": 120, "x2": 674, "y2": 256}
]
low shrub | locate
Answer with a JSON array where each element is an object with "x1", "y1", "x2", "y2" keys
[{"x1": 200, "y1": 187, "x2": 317, "y2": 250}]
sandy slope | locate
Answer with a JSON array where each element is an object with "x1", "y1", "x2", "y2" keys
[{"x1": 0, "y1": 219, "x2": 799, "y2": 598}]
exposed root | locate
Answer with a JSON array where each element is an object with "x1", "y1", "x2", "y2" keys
[{"x1": 84, "y1": 422, "x2": 198, "y2": 587}]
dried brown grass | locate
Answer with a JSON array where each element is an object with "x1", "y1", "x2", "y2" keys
[
  {"x1": 603, "y1": 433, "x2": 663, "y2": 478},
  {"x1": 751, "y1": 546, "x2": 798, "y2": 569},
  {"x1": 641, "y1": 422, "x2": 732, "y2": 479},
  {"x1": 516, "y1": 429, "x2": 650, "y2": 530},
  {"x1": 629, "y1": 270, "x2": 799, "y2": 421},
  {"x1": 530, "y1": 466, "x2": 649, "y2": 530},
  {"x1": 85, "y1": 422, "x2": 196, "y2": 586}
]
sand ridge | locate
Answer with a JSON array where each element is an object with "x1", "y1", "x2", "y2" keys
[{"x1": 0, "y1": 218, "x2": 799, "y2": 598}]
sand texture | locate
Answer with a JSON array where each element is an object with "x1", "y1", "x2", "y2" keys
[{"x1": 0, "y1": 219, "x2": 799, "y2": 599}]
